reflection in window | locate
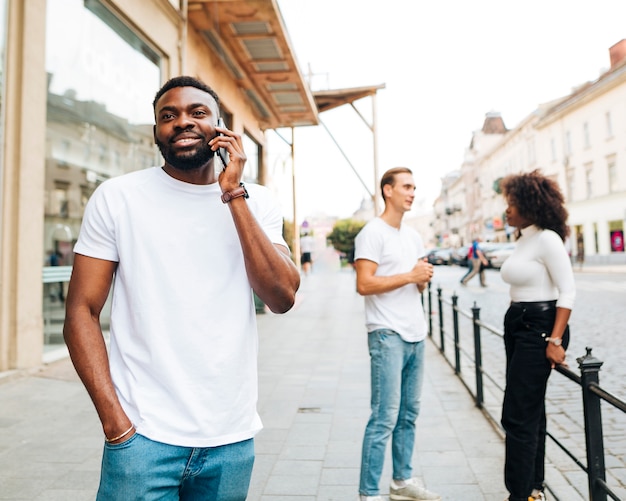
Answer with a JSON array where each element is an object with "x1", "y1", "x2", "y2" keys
[
  {"x1": 43, "y1": 0, "x2": 161, "y2": 347},
  {"x1": 53, "y1": 181, "x2": 69, "y2": 218},
  {"x1": 243, "y1": 132, "x2": 261, "y2": 183},
  {"x1": 0, "y1": 0, "x2": 7, "y2": 241}
]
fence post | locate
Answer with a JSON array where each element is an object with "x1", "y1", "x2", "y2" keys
[
  {"x1": 437, "y1": 287, "x2": 444, "y2": 353},
  {"x1": 452, "y1": 293, "x2": 460, "y2": 374},
  {"x1": 427, "y1": 282, "x2": 433, "y2": 338},
  {"x1": 471, "y1": 302, "x2": 484, "y2": 408},
  {"x1": 577, "y1": 347, "x2": 607, "y2": 501}
]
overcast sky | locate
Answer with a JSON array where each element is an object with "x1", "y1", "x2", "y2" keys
[{"x1": 272, "y1": 0, "x2": 626, "y2": 222}]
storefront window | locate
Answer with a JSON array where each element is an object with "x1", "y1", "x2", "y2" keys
[
  {"x1": 0, "y1": 0, "x2": 7, "y2": 254},
  {"x1": 43, "y1": 0, "x2": 161, "y2": 348},
  {"x1": 242, "y1": 132, "x2": 261, "y2": 183},
  {"x1": 609, "y1": 220, "x2": 624, "y2": 253}
]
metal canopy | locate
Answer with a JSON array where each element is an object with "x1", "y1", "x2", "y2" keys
[
  {"x1": 187, "y1": 0, "x2": 319, "y2": 130},
  {"x1": 313, "y1": 84, "x2": 386, "y2": 113}
]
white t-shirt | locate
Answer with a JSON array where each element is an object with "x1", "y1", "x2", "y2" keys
[
  {"x1": 354, "y1": 218, "x2": 427, "y2": 342},
  {"x1": 500, "y1": 225, "x2": 575, "y2": 309},
  {"x1": 74, "y1": 167, "x2": 287, "y2": 447},
  {"x1": 300, "y1": 235, "x2": 315, "y2": 253}
]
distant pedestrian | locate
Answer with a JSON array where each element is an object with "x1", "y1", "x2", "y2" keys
[
  {"x1": 354, "y1": 167, "x2": 440, "y2": 501},
  {"x1": 576, "y1": 234, "x2": 585, "y2": 270},
  {"x1": 460, "y1": 238, "x2": 488, "y2": 286},
  {"x1": 300, "y1": 231, "x2": 315, "y2": 275},
  {"x1": 63, "y1": 76, "x2": 300, "y2": 501},
  {"x1": 459, "y1": 244, "x2": 474, "y2": 282},
  {"x1": 47, "y1": 250, "x2": 65, "y2": 302},
  {"x1": 499, "y1": 169, "x2": 575, "y2": 501}
]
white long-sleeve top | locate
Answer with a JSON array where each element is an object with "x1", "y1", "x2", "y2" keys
[{"x1": 500, "y1": 225, "x2": 575, "y2": 309}]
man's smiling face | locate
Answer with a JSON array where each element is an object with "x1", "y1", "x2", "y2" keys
[{"x1": 153, "y1": 86, "x2": 220, "y2": 171}]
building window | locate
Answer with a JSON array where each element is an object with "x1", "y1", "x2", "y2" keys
[
  {"x1": 550, "y1": 138, "x2": 557, "y2": 163},
  {"x1": 565, "y1": 130, "x2": 572, "y2": 156},
  {"x1": 607, "y1": 155, "x2": 618, "y2": 192},
  {"x1": 584, "y1": 162, "x2": 593, "y2": 199},
  {"x1": 53, "y1": 181, "x2": 70, "y2": 218},
  {"x1": 605, "y1": 111, "x2": 613, "y2": 138},
  {"x1": 44, "y1": 0, "x2": 161, "y2": 346},
  {"x1": 566, "y1": 168, "x2": 575, "y2": 202},
  {"x1": 242, "y1": 132, "x2": 261, "y2": 183},
  {"x1": 583, "y1": 122, "x2": 590, "y2": 149},
  {"x1": 609, "y1": 220, "x2": 624, "y2": 252},
  {"x1": 0, "y1": 0, "x2": 6, "y2": 233}
]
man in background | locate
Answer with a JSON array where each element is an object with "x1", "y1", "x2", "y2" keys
[
  {"x1": 300, "y1": 231, "x2": 315, "y2": 275},
  {"x1": 354, "y1": 167, "x2": 441, "y2": 501}
]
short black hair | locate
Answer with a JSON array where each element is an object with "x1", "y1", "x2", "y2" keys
[{"x1": 152, "y1": 76, "x2": 220, "y2": 113}]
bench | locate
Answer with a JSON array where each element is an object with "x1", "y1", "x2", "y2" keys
[{"x1": 42, "y1": 266, "x2": 73, "y2": 283}]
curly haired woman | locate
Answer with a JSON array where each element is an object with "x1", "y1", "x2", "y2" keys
[{"x1": 499, "y1": 170, "x2": 576, "y2": 501}]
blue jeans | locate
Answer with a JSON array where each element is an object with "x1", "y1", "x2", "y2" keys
[
  {"x1": 359, "y1": 329, "x2": 425, "y2": 495},
  {"x1": 97, "y1": 433, "x2": 254, "y2": 501}
]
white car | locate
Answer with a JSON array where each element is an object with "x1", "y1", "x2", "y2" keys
[{"x1": 484, "y1": 243, "x2": 515, "y2": 269}]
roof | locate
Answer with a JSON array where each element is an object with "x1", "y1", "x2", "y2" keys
[
  {"x1": 187, "y1": 0, "x2": 319, "y2": 129},
  {"x1": 313, "y1": 84, "x2": 386, "y2": 113}
]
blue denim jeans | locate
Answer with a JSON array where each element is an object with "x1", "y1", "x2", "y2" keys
[
  {"x1": 359, "y1": 329, "x2": 425, "y2": 496},
  {"x1": 97, "y1": 433, "x2": 254, "y2": 501}
]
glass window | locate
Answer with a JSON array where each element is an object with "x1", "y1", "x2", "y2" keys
[
  {"x1": 0, "y1": 0, "x2": 7, "y2": 249},
  {"x1": 242, "y1": 132, "x2": 261, "y2": 183},
  {"x1": 605, "y1": 111, "x2": 613, "y2": 138},
  {"x1": 584, "y1": 162, "x2": 593, "y2": 199},
  {"x1": 43, "y1": 0, "x2": 161, "y2": 348},
  {"x1": 566, "y1": 168, "x2": 575, "y2": 202},
  {"x1": 583, "y1": 122, "x2": 590, "y2": 148},
  {"x1": 565, "y1": 130, "x2": 572, "y2": 156},
  {"x1": 607, "y1": 155, "x2": 618, "y2": 192}
]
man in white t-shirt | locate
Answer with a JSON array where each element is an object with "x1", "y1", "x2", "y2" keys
[
  {"x1": 63, "y1": 76, "x2": 300, "y2": 501},
  {"x1": 354, "y1": 167, "x2": 440, "y2": 501}
]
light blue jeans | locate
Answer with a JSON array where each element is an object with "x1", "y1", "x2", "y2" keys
[
  {"x1": 359, "y1": 329, "x2": 425, "y2": 496},
  {"x1": 97, "y1": 433, "x2": 254, "y2": 501}
]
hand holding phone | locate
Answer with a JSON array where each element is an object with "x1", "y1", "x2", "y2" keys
[{"x1": 215, "y1": 117, "x2": 229, "y2": 169}]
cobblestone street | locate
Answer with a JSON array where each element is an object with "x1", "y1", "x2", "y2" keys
[{"x1": 427, "y1": 263, "x2": 626, "y2": 500}]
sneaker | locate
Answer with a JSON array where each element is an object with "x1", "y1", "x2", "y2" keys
[
  {"x1": 390, "y1": 478, "x2": 441, "y2": 501},
  {"x1": 359, "y1": 496, "x2": 385, "y2": 501},
  {"x1": 530, "y1": 490, "x2": 546, "y2": 500}
]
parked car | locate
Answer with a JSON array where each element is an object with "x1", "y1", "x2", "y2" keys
[
  {"x1": 450, "y1": 245, "x2": 470, "y2": 267},
  {"x1": 483, "y1": 242, "x2": 516, "y2": 269},
  {"x1": 427, "y1": 248, "x2": 452, "y2": 265}
]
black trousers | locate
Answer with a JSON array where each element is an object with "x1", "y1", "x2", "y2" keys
[{"x1": 501, "y1": 301, "x2": 569, "y2": 501}]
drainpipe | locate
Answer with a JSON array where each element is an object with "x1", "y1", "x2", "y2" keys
[{"x1": 179, "y1": 0, "x2": 188, "y2": 74}]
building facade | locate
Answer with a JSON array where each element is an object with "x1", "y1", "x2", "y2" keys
[
  {"x1": 0, "y1": 0, "x2": 319, "y2": 371},
  {"x1": 437, "y1": 40, "x2": 626, "y2": 261}
]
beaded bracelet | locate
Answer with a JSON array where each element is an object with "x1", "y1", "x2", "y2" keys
[{"x1": 105, "y1": 424, "x2": 135, "y2": 443}]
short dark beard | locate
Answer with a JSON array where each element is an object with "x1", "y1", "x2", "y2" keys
[{"x1": 156, "y1": 137, "x2": 215, "y2": 171}]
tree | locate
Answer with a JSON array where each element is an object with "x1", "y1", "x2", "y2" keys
[{"x1": 326, "y1": 218, "x2": 366, "y2": 265}]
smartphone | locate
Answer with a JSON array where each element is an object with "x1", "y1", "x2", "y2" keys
[{"x1": 216, "y1": 117, "x2": 229, "y2": 169}]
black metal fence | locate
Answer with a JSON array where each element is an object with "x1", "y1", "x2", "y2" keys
[{"x1": 424, "y1": 283, "x2": 626, "y2": 501}]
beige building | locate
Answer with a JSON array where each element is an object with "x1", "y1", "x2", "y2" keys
[
  {"x1": 0, "y1": 0, "x2": 322, "y2": 371},
  {"x1": 438, "y1": 40, "x2": 626, "y2": 262}
]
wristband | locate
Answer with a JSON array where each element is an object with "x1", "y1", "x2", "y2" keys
[
  {"x1": 545, "y1": 337, "x2": 562, "y2": 347},
  {"x1": 221, "y1": 183, "x2": 249, "y2": 203}
]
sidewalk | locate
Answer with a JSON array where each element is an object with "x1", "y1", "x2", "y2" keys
[{"x1": 0, "y1": 256, "x2": 510, "y2": 500}]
